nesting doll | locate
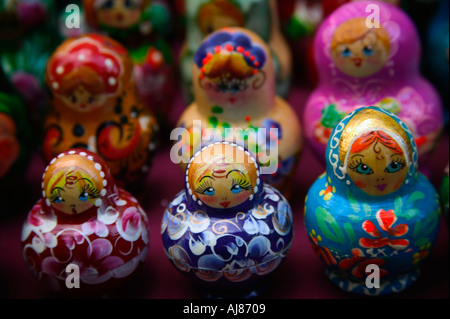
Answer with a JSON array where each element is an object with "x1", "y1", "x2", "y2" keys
[
  {"x1": 303, "y1": 1, "x2": 444, "y2": 166},
  {"x1": 180, "y1": 0, "x2": 292, "y2": 102},
  {"x1": 304, "y1": 106, "x2": 441, "y2": 295},
  {"x1": 176, "y1": 27, "x2": 302, "y2": 196},
  {"x1": 161, "y1": 142, "x2": 294, "y2": 298},
  {"x1": 43, "y1": 34, "x2": 158, "y2": 189},
  {"x1": 21, "y1": 149, "x2": 149, "y2": 296},
  {"x1": 83, "y1": 0, "x2": 174, "y2": 120}
]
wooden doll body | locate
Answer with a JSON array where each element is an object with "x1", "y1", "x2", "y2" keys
[
  {"x1": 180, "y1": 0, "x2": 292, "y2": 102},
  {"x1": 176, "y1": 27, "x2": 302, "y2": 196},
  {"x1": 21, "y1": 149, "x2": 149, "y2": 296},
  {"x1": 161, "y1": 142, "x2": 294, "y2": 298},
  {"x1": 303, "y1": 1, "x2": 444, "y2": 166},
  {"x1": 43, "y1": 34, "x2": 157, "y2": 189},
  {"x1": 304, "y1": 106, "x2": 441, "y2": 295}
]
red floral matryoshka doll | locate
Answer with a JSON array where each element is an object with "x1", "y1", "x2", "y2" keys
[
  {"x1": 83, "y1": 0, "x2": 175, "y2": 125},
  {"x1": 43, "y1": 33, "x2": 158, "y2": 190},
  {"x1": 21, "y1": 149, "x2": 149, "y2": 296}
]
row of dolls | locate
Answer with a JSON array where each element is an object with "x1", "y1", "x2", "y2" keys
[
  {"x1": 1, "y1": 1, "x2": 448, "y2": 194},
  {"x1": 20, "y1": 105, "x2": 447, "y2": 298},
  {"x1": 1, "y1": 0, "x2": 448, "y2": 297},
  {"x1": 1, "y1": 0, "x2": 448, "y2": 117}
]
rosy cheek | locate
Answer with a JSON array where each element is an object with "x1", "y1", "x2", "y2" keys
[
  {"x1": 232, "y1": 191, "x2": 251, "y2": 204},
  {"x1": 198, "y1": 194, "x2": 217, "y2": 205},
  {"x1": 393, "y1": 178, "x2": 403, "y2": 190},
  {"x1": 354, "y1": 180, "x2": 367, "y2": 189}
]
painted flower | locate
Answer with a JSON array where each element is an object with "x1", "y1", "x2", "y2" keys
[
  {"x1": 319, "y1": 177, "x2": 336, "y2": 201},
  {"x1": 338, "y1": 248, "x2": 388, "y2": 279},
  {"x1": 413, "y1": 243, "x2": 431, "y2": 265},
  {"x1": 309, "y1": 229, "x2": 337, "y2": 266},
  {"x1": 360, "y1": 209, "x2": 409, "y2": 250}
]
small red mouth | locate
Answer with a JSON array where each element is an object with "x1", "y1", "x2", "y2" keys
[
  {"x1": 375, "y1": 184, "x2": 387, "y2": 192},
  {"x1": 353, "y1": 58, "x2": 363, "y2": 67},
  {"x1": 72, "y1": 208, "x2": 77, "y2": 214},
  {"x1": 116, "y1": 13, "x2": 124, "y2": 22},
  {"x1": 220, "y1": 201, "x2": 231, "y2": 208},
  {"x1": 228, "y1": 97, "x2": 237, "y2": 104}
]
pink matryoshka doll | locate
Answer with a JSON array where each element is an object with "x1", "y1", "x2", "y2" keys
[
  {"x1": 21, "y1": 149, "x2": 149, "y2": 296},
  {"x1": 303, "y1": 1, "x2": 444, "y2": 169},
  {"x1": 43, "y1": 33, "x2": 158, "y2": 191}
]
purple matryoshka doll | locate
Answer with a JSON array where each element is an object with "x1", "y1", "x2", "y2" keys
[
  {"x1": 21, "y1": 149, "x2": 149, "y2": 296},
  {"x1": 303, "y1": 1, "x2": 444, "y2": 168},
  {"x1": 161, "y1": 142, "x2": 294, "y2": 298}
]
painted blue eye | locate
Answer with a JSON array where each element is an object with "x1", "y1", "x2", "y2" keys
[
  {"x1": 355, "y1": 163, "x2": 374, "y2": 175},
  {"x1": 203, "y1": 187, "x2": 215, "y2": 196},
  {"x1": 231, "y1": 184, "x2": 242, "y2": 194},
  {"x1": 102, "y1": 0, "x2": 113, "y2": 9},
  {"x1": 342, "y1": 47, "x2": 352, "y2": 58},
  {"x1": 386, "y1": 161, "x2": 404, "y2": 173},
  {"x1": 79, "y1": 193, "x2": 89, "y2": 202},
  {"x1": 363, "y1": 46, "x2": 374, "y2": 56},
  {"x1": 54, "y1": 197, "x2": 63, "y2": 203}
]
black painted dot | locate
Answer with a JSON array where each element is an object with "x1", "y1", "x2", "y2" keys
[
  {"x1": 114, "y1": 98, "x2": 122, "y2": 114},
  {"x1": 120, "y1": 115, "x2": 128, "y2": 124},
  {"x1": 73, "y1": 124, "x2": 85, "y2": 137}
]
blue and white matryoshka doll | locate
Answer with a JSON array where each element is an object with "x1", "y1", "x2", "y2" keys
[
  {"x1": 304, "y1": 106, "x2": 441, "y2": 296},
  {"x1": 161, "y1": 141, "x2": 294, "y2": 298}
]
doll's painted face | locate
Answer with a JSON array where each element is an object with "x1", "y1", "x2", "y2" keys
[
  {"x1": 195, "y1": 31, "x2": 267, "y2": 108},
  {"x1": 96, "y1": 0, "x2": 142, "y2": 29},
  {"x1": 331, "y1": 18, "x2": 391, "y2": 78},
  {"x1": 46, "y1": 167, "x2": 102, "y2": 215},
  {"x1": 346, "y1": 130, "x2": 408, "y2": 196},
  {"x1": 189, "y1": 144, "x2": 257, "y2": 209},
  {"x1": 58, "y1": 85, "x2": 106, "y2": 113}
]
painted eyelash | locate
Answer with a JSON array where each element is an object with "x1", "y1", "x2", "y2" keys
[
  {"x1": 348, "y1": 158, "x2": 363, "y2": 171},
  {"x1": 50, "y1": 188, "x2": 63, "y2": 203},
  {"x1": 196, "y1": 180, "x2": 213, "y2": 194},
  {"x1": 389, "y1": 157, "x2": 407, "y2": 170},
  {"x1": 232, "y1": 178, "x2": 252, "y2": 190},
  {"x1": 80, "y1": 184, "x2": 100, "y2": 198}
]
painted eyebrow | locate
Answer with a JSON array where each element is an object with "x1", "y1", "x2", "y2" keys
[
  {"x1": 199, "y1": 176, "x2": 215, "y2": 183},
  {"x1": 76, "y1": 178, "x2": 95, "y2": 186},
  {"x1": 351, "y1": 154, "x2": 364, "y2": 159},
  {"x1": 226, "y1": 170, "x2": 246, "y2": 178}
]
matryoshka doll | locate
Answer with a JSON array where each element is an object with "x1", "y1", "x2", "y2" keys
[
  {"x1": 83, "y1": 0, "x2": 174, "y2": 123},
  {"x1": 21, "y1": 149, "x2": 149, "y2": 296},
  {"x1": 303, "y1": 1, "x2": 444, "y2": 168},
  {"x1": 176, "y1": 27, "x2": 302, "y2": 196},
  {"x1": 304, "y1": 106, "x2": 441, "y2": 295},
  {"x1": 43, "y1": 33, "x2": 158, "y2": 190},
  {"x1": 161, "y1": 142, "x2": 294, "y2": 298},
  {"x1": 180, "y1": 0, "x2": 292, "y2": 102}
]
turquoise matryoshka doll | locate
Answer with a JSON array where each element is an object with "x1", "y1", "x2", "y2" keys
[{"x1": 304, "y1": 106, "x2": 441, "y2": 295}]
